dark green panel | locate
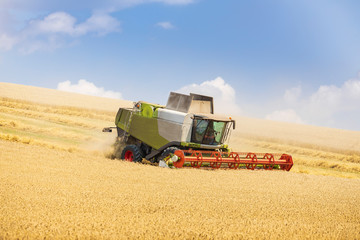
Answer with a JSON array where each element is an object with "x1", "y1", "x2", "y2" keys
[
  {"x1": 115, "y1": 108, "x2": 123, "y2": 125},
  {"x1": 116, "y1": 108, "x2": 131, "y2": 130},
  {"x1": 129, "y1": 114, "x2": 169, "y2": 150}
]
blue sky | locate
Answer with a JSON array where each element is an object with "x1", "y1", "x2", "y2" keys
[{"x1": 1, "y1": 0, "x2": 360, "y2": 130}]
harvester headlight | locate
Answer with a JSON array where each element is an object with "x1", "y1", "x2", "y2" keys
[{"x1": 171, "y1": 155, "x2": 179, "y2": 162}]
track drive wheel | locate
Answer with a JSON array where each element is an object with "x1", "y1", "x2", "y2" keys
[
  {"x1": 158, "y1": 147, "x2": 185, "y2": 168},
  {"x1": 121, "y1": 145, "x2": 143, "y2": 163}
]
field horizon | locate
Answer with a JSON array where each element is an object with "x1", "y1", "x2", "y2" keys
[
  {"x1": 1, "y1": 82, "x2": 360, "y2": 239},
  {"x1": 1, "y1": 82, "x2": 359, "y2": 178}
]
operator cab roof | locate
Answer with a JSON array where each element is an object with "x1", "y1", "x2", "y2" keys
[{"x1": 193, "y1": 113, "x2": 233, "y2": 122}]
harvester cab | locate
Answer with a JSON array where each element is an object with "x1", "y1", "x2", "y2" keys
[{"x1": 103, "y1": 92, "x2": 293, "y2": 170}]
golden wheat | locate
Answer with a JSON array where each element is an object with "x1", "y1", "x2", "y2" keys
[
  {"x1": 0, "y1": 105, "x2": 106, "y2": 130},
  {"x1": 0, "y1": 97, "x2": 115, "y2": 121},
  {"x1": 231, "y1": 116, "x2": 360, "y2": 155},
  {"x1": 230, "y1": 131, "x2": 360, "y2": 178},
  {"x1": 0, "y1": 96, "x2": 116, "y2": 153},
  {"x1": 1, "y1": 83, "x2": 360, "y2": 239},
  {"x1": 1, "y1": 140, "x2": 360, "y2": 239},
  {"x1": 0, "y1": 82, "x2": 133, "y2": 112},
  {"x1": 0, "y1": 117, "x2": 95, "y2": 142},
  {"x1": 0, "y1": 133, "x2": 80, "y2": 152}
]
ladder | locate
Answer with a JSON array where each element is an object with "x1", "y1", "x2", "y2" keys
[{"x1": 122, "y1": 104, "x2": 139, "y2": 142}]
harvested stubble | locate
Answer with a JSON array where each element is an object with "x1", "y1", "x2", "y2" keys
[
  {"x1": 0, "y1": 96, "x2": 116, "y2": 151},
  {"x1": 0, "y1": 82, "x2": 133, "y2": 112},
  {"x1": 1, "y1": 140, "x2": 360, "y2": 239}
]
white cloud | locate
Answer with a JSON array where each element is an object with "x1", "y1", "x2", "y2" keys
[
  {"x1": 0, "y1": 11, "x2": 121, "y2": 53},
  {"x1": 0, "y1": 0, "x2": 195, "y2": 53},
  {"x1": 57, "y1": 79, "x2": 122, "y2": 99},
  {"x1": 309, "y1": 77, "x2": 360, "y2": 114},
  {"x1": 156, "y1": 21, "x2": 175, "y2": 29},
  {"x1": 177, "y1": 77, "x2": 241, "y2": 115},
  {"x1": 30, "y1": 11, "x2": 121, "y2": 37},
  {"x1": 284, "y1": 86, "x2": 302, "y2": 104},
  {"x1": 75, "y1": 12, "x2": 121, "y2": 36},
  {"x1": 0, "y1": 33, "x2": 18, "y2": 51},
  {"x1": 265, "y1": 109, "x2": 304, "y2": 124},
  {"x1": 27, "y1": 12, "x2": 77, "y2": 35},
  {"x1": 310, "y1": 85, "x2": 342, "y2": 108},
  {"x1": 344, "y1": 78, "x2": 360, "y2": 99},
  {"x1": 268, "y1": 74, "x2": 360, "y2": 129}
]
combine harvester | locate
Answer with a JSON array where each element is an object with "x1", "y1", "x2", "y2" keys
[{"x1": 103, "y1": 92, "x2": 293, "y2": 171}]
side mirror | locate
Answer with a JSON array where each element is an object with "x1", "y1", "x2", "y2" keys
[{"x1": 231, "y1": 120, "x2": 236, "y2": 129}]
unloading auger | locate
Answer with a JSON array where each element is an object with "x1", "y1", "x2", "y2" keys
[{"x1": 103, "y1": 92, "x2": 293, "y2": 171}]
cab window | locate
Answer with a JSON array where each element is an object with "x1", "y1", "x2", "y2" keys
[
  {"x1": 192, "y1": 119, "x2": 209, "y2": 143},
  {"x1": 191, "y1": 119, "x2": 226, "y2": 145}
]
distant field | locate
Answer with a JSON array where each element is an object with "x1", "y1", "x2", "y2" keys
[
  {"x1": 1, "y1": 82, "x2": 360, "y2": 239},
  {"x1": 0, "y1": 82, "x2": 133, "y2": 112},
  {"x1": 1, "y1": 82, "x2": 359, "y2": 179},
  {"x1": 230, "y1": 119, "x2": 360, "y2": 178}
]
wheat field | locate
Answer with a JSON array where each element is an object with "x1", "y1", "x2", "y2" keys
[{"x1": 1, "y1": 82, "x2": 360, "y2": 239}]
